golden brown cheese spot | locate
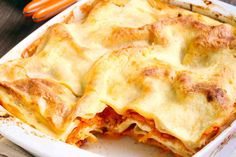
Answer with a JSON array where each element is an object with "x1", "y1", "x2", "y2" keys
[
  {"x1": 49, "y1": 24, "x2": 73, "y2": 41},
  {"x1": 22, "y1": 16, "x2": 79, "y2": 58},
  {"x1": 13, "y1": 79, "x2": 71, "y2": 121},
  {"x1": 194, "y1": 24, "x2": 236, "y2": 50},
  {"x1": 203, "y1": 126, "x2": 219, "y2": 137},
  {"x1": 105, "y1": 23, "x2": 168, "y2": 47},
  {"x1": 191, "y1": 83, "x2": 227, "y2": 105},
  {"x1": 149, "y1": 23, "x2": 169, "y2": 46},
  {"x1": 174, "y1": 72, "x2": 228, "y2": 105},
  {"x1": 22, "y1": 37, "x2": 42, "y2": 58},
  {"x1": 105, "y1": 15, "x2": 227, "y2": 50},
  {"x1": 80, "y1": 0, "x2": 99, "y2": 15},
  {"x1": 106, "y1": 26, "x2": 150, "y2": 47},
  {"x1": 142, "y1": 65, "x2": 175, "y2": 81},
  {"x1": 0, "y1": 113, "x2": 10, "y2": 118},
  {"x1": 13, "y1": 79, "x2": 65, "y2": 103},
  {"x1": 203, "y1": 0, "x2": 212, "y2": 5},
  {"x1": 0, "y1": 78, "x2": 76, "y2": 132},
  {"x1": 36, "y1": 24, "x2": 74, "y2": 50},
  {"x1": 147, "y1": 0, "x2": 177, "y2": 10},
  {"x1": 0, "y1": 62, "x2": 28, "y2": 81},
  {"x1": 157, "y1": 16, "x2": 209, "y2": 30},
  {"x1": 110, "y1": 0, "x2": 129, "y2": 6},
  {"x1": 111, "y1": 45, "x2": 149, "y2": 57},
  {"x1": 143, "y1": 68, "x2": 163, "y2": 77}
]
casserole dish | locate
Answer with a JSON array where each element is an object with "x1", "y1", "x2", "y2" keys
[{"x1": 0, "y1": 0, "x2": 236, "y2": 156}]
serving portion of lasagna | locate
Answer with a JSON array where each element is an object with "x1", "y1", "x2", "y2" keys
[{"x1": 0, "y1": 0, "x2": 236, "y2": 156}]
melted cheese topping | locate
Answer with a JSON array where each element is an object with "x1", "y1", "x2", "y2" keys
[{"x1": 0, "y1": 0, "x2": 236, "y2": 156}]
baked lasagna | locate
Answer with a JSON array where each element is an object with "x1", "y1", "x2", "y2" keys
[{"x1": 0, "y1": 0, "x2": 236, "y2": 156}]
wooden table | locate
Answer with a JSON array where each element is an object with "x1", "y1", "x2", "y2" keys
[
  {"x1": 0, "y1": 0, "x2": 236, "y2": 156},
  {"x1": 0, "y1": 0, "x2": 44, "y2": 57}
]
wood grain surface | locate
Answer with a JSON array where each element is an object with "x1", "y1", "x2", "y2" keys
[
  {"x1": 226, "y1": 0, "x2": 236, "y2": 5},
  {"x1": 0, "y1": 0, "x2": 44, "y2": 57},
  {"x1": 0, "y1": 0, "x2": 235, "y2": 157}
]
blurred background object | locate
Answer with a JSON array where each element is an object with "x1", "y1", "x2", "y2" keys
[
  {"x1": 23, "y1": 0, "x2": 77, "y2": 22},
  {"x1": 0, "y1": 0, "x2": 42, "y2": 57},
  {"x1": 228, "y1": 0, "x2": 236, "y2": 5},
  {"x1": 0, "y1": 0, "x2": 77, "y2": 57}
]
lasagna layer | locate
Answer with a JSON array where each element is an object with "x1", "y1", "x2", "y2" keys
[
  {"x1": 74, "y1": 43, "x2": 236, "y2": 155},
  {"x1": 66, "y1": 107, "x2": 194, "y2": 156}
]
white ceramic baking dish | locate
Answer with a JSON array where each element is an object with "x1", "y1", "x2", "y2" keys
[{"x1": 0, "y1": 0, "x2": 236, "y2": 156}]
